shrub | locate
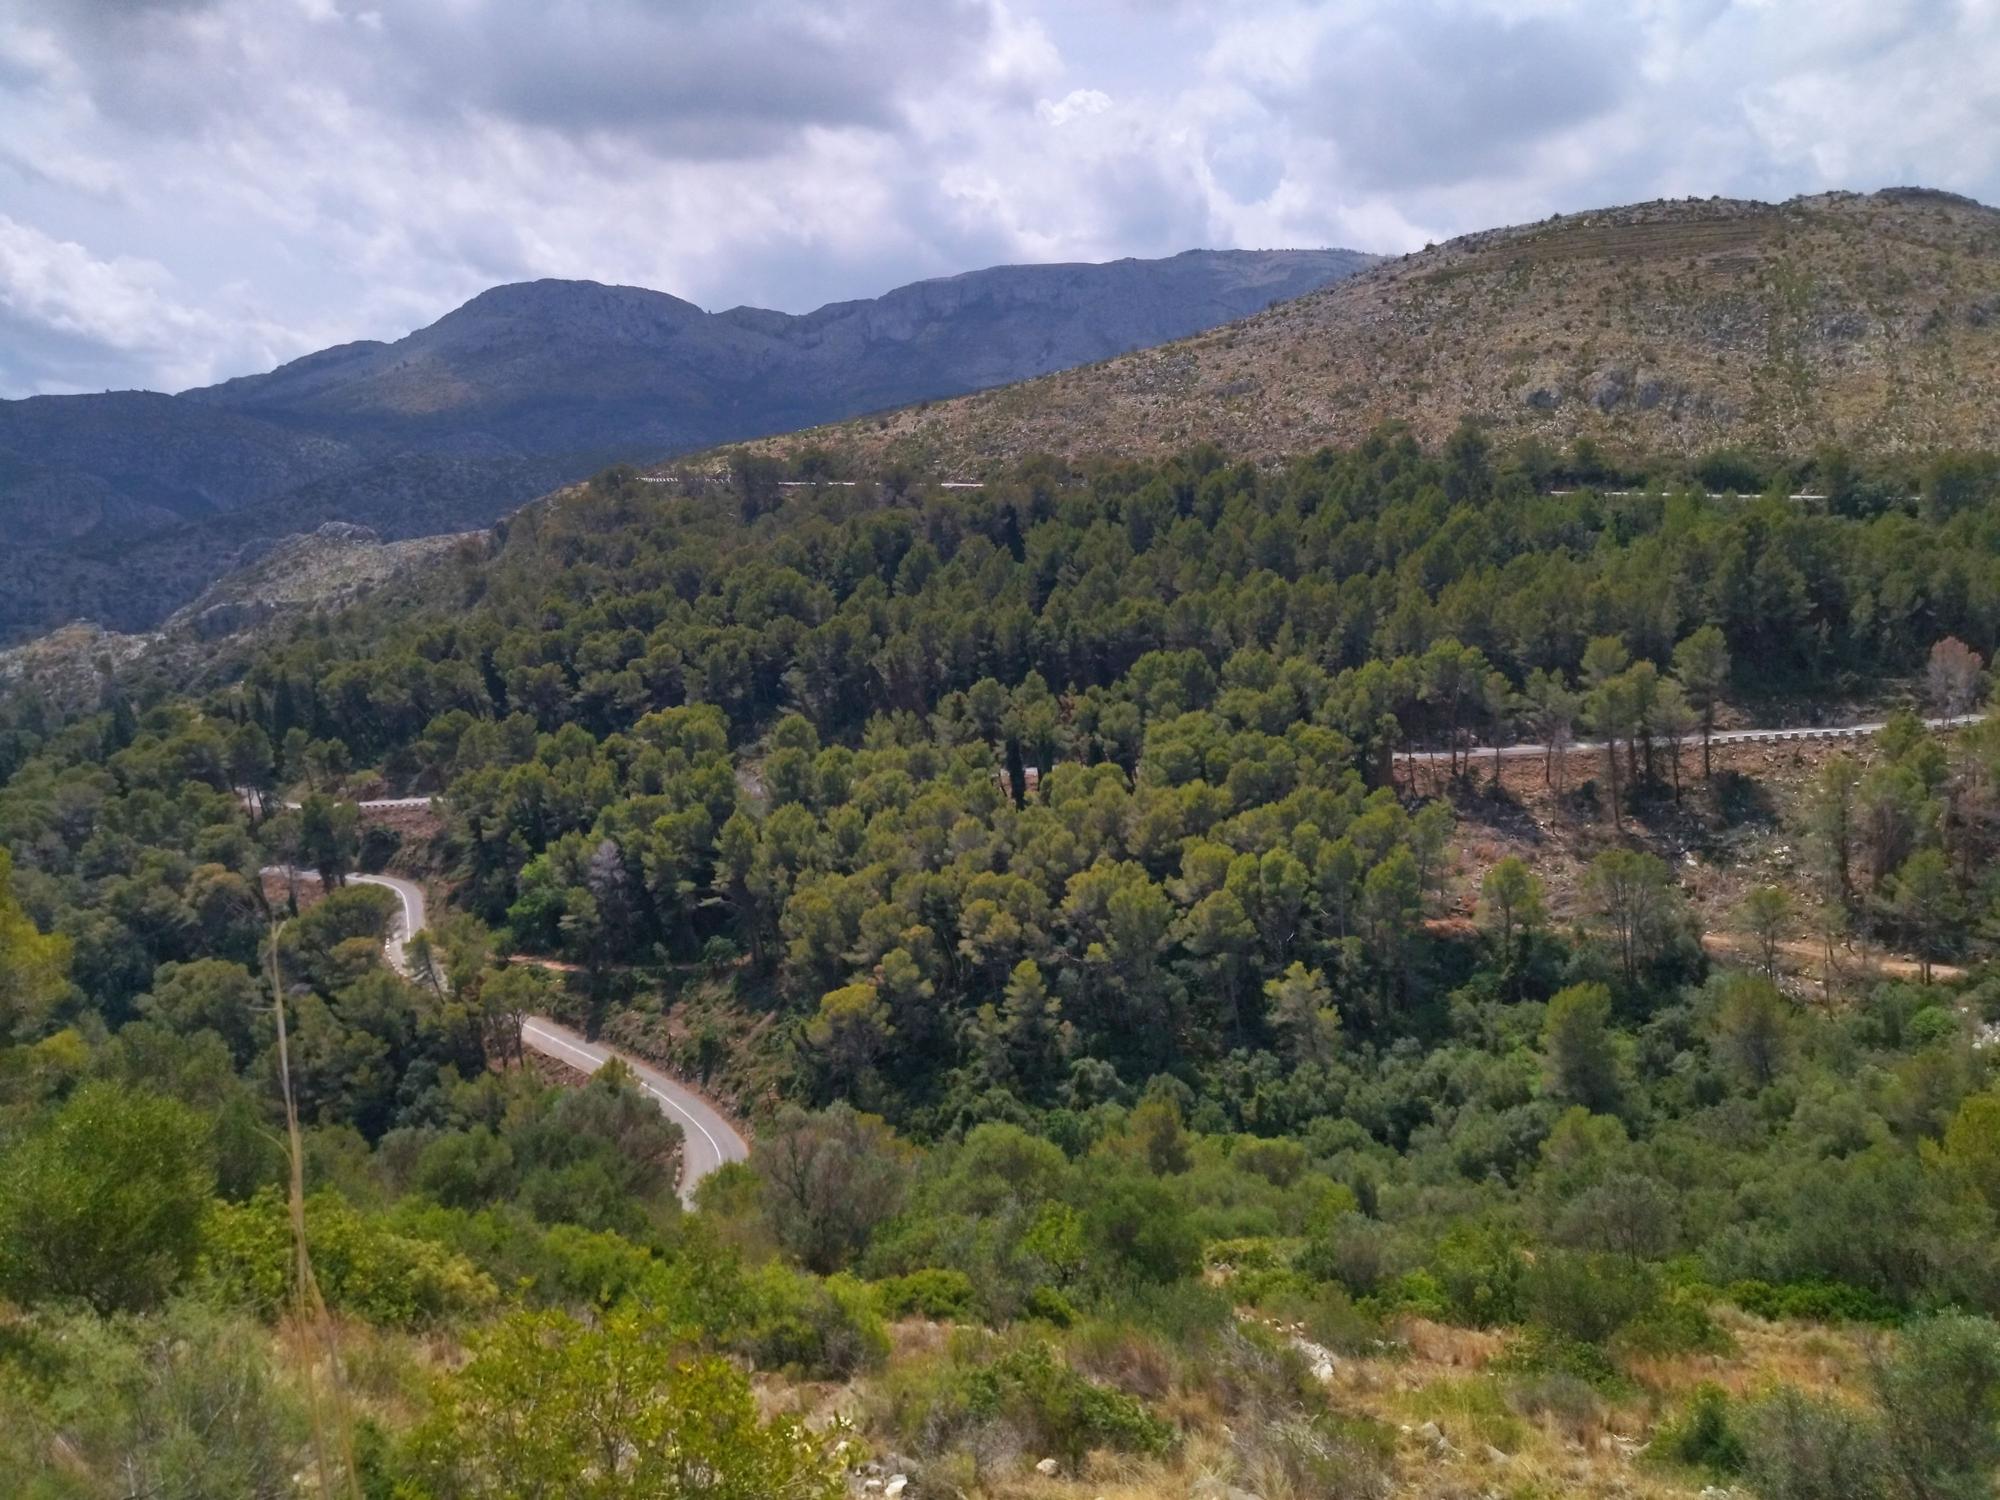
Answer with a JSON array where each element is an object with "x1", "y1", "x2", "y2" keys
[
  {"x1": 1504, "y1": 1369, "x2": 1605, "y2": 1439},
  {"x1": 969, "y1": 1341, "x2": 1174, "y2": 1468},
  {"x1": 875, "y1": 1267, "x2": 979, "y2": 1321},
  {"x1": 737, "y1": 1263, "x2": 888, "y2": 1378},
  {"x1": 1494, "y1": 1327, "x2": 1626, "y2": 1391},
  {"x1": 1615, "y1": 1287, "x2": 1733, "y2": 1358},
  {"x1": 201, "y1": 1189, "x2": 495, "y2": 1326},
  {"x1": 1872, "y1": 1312, "x2": 2000, "y2": 1499},
  {"x1": 0, "y1": 1083, "x2": 213, "y2": 1314},
  {"x1": 1024, "y1": 1285, "x2": 1076, "y2": 1326},
  {"x1": 1726, "y1": 1278, "x2": 1900, "y2": 1325},
  {"x1": 1260, "y1": 1282, "x2": 1384, "y2": 1357},
  {"x1": 357, "y1": 823, "x2": 401, "y2": 873},
  {"x1": 1295, "y1": 1211, "x2": 1400, "y2": 1297},
  {"x1": 1522, "y1": 1250, "x2": 1661, "y2": 1346},
  {"x1": 1651, "y1": 1382, "x2": 1747, "y2": 1475},
  {"x1": 1743, "y1": 1387, "x2": 1893, "y2": 1500},
  {"x1": 1427, "y1": 1224, "x2": 1526, "y2": 1325},
  {"x1": 403, "y1": 1306, "x2": 845, "y2": 1500},
  {"x1": 1207, "y1": 1236, "x2": 1286, "y2": 1272},
  {"x1": 1084, "y1": 1174, "x2": 1202, "y2": 1285},
  {"x1": 1235, "y1": 1412, "x2": 1395, "y2": 1500}
]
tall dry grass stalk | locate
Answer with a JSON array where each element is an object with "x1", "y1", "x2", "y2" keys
[{"x1": 268, "y1": 907, "x2": 361, "y2": 1499}]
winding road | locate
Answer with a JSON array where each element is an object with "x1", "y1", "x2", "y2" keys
[
  {"x1": 1394, "y1": 711, "x2": 1985, "y2": 765},
  {"x1": 515, "y1": 1017, "x2": 749, "y2": 1205},
  {"x1": 270, "y1": 866, "x2": 749, "y2": 1202}
]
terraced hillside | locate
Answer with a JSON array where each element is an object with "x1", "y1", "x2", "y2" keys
[{"x1": 762, "y1": 189, "x2": 2000, "y2": 470}]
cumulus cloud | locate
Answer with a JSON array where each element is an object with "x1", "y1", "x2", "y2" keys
[{"x1": 0, "y1": 0, "x2": 1996, "y2": 396}]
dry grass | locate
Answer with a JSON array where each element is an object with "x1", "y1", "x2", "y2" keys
[
  {"x1": 800, "y1": 1306, "x2": 1885, "y2": 1498},
  {"x1": 1437, "y1": 729, "x2": 1962, "y2": 995},
  {"x1": 749, "y1": 189, "x2": 2000, "y2": 474}
]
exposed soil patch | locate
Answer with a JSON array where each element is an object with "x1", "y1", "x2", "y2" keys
[{"x1": 1435, "y1": 732, "x2": 1953, "y2": 988}]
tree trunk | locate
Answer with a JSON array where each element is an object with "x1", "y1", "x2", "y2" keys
[{"x1": 1605, "y1": 737, "x2": 1622, "y2": 828}]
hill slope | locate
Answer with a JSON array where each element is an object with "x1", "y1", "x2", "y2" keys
[
  {"x1": 767, "y1": 189, "x2": 2000, "y2": 471},
  {"x1": 0, "y1": 248, "x2": 1371, "y2": 639}
]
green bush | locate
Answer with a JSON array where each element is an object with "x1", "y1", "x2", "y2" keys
[
  {"x1": 0, "y1": 1083, "x2": 213, "y2": 1314},
  {"x1": 1295, "y1": 1211, "x2": 1399, "y2": 1297},
  {"x1": 1615, "y1": 1287, "x2": 1733, "y2": 1358},
  {"x1": 1743, "y1": 1386, "x2": 1893, "y2": 1500},
  {"x1": 874, "y1": 1267, "x2": 979, "y2": 1321},
  {"x1": 1426, "y1": 1224, "x2": 1526, "y2": 1326},
  {"x1": 1725, "y1": 1278, "x2": 1900, "y2": 1325},
  {"x1": 1024, "y1": 1285, "x2": 1077, "y2": 1327},
  {"x1": 737, "y1": 1263, "x2": 888, "y2": 1378},
  {"x1": 1521, "y1": 1250, "x2": 1660, "y2": 1346},
  {"x1": 1207, "y1": 1235, "x2": 1286, "y2": 1271},
  {"x1": 1651, "y1": 1382, "x2": 1747, "y2": 1475},
  {"x1": 1260, "y1": 1282, "x2": 1384, "y2": 1357},
  {"x1": 201, "y1": 1189, "x2": 495, "y2": 1326},
  {"x1": 1084, "y1": 1174, "x2": 1203, "y2": 1285},
  {"x1": 1493, "y1": 1327, "x2": 1626, "y2": 1391},
  {"x1": 878, "y1": 1335, "x2": 1173, "y2": 1472}
]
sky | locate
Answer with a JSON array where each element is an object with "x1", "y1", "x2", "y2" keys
[{"x1": 1, "y1": 0, "x2": 1997, "y2": 397}]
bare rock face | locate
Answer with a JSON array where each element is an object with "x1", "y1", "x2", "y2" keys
[{"x1": 188, "y1": 599, "x2": 276, "y2": 641}]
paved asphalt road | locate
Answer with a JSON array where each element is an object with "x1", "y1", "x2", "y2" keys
[
  {"x1": 269, "y1": 866, "x2": 748, "y2": 1203},
  {"x1": 1395, "y1": 712, "x2": 1986, "y2": 765},
  {"x1": 517, "y1": 1017, "x2": 750, "y2": 1205},
  {"x1": 245, "y1": 711, "x2": 1987, "y2": 810}
]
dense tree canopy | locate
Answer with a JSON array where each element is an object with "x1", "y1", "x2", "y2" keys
[{"x1": 4, "y1": 434, "x2": 2000, "y2": 1495}]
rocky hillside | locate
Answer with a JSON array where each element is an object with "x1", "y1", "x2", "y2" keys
[
  {"x1": 0, "y1": 247, "x2": 1369, "y2": 641},
  {"x1": 0, "y1": 522, "x2": 484, "y2": 713},
  {"x1": 761, "y1": 189, "x2": 2000, "y2": 471}
]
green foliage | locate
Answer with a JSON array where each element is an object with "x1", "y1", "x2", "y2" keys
[
  {"x1": 877, "y1": 1333, "x2": 1173, "y2": 1473},
  {"x1": 1744, "y1": 1386, "x2": 1894, "y2": 1500},
  {"x1": 1743, "y1": 1314, "x2": 2000, "y2": 1500},
  {"x1": 753, "y1": 1103, "x2": 913, "y2": 1274},
  {"x1": 736, "y1": 1262, "x2": 889, "y2": 1378},
  {"x1": 1725, "y1": 1278, "x2": 1900, "y2": 1325},
  {"x1": 1541, "y1": 983, "x2": 1621, "y2": 1111},
  {"x1": 0, "y1": 847, "x2": 70, "y2": 1044},
  {"x1": 1651, "y1": 1382, "x2": 1748, "y2": 1476},
  {"x1": 1083, "y1": 1172, "x2": 1203, "y2": 1286},
  {"x1": 0, "y1": 1083, "x2": 212, "y2": 1313},
  {"x1": 200, "y1": 1188, "x2": 496, "y2": 1326},
  {"x1": 1492, "y1": 1327, "x2": 1626, "y2": 1392},
  {"x1": 874, "y1": 1266, "x2": 979, "y2": 1321},
  {"x1": 14, "y1": 441, "x2": 2000, "y2": 1488},
  {"x1": 401, "y1": 1305, "x2": 845, "y2": 1499},
  {"x1": 0, "y1": 1301, "x2": 305, "y2": 1500}
]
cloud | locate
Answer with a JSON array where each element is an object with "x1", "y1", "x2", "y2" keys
[
  {"x1": 386, "y1": 0, "x2": 997, "y2": 156},
  {"x1": 1266, "y1": 4, "x2": 1628, "y2": 191},
  {"x1": 0, "y1": 215, "x2": 216, "y2": 391},
  {"x1": 0, "y1": 0, "x2": 1997, "y2": 397}
]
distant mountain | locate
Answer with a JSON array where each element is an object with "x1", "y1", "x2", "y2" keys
[
  {"x1": 763, "y1": 189, "x2": 2000, "y2": 471},
  {"x1": 0, "y1": 248, "x2": 1372, "y2": 639}
]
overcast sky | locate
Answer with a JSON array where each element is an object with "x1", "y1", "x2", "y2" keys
[{"x1": 2, "y1": 0, "x2": 1996, "y2": 397}]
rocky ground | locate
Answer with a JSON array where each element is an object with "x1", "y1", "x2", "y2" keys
[
  {"x1": 755, "y1": 188, "x2": 2000, "y2": 474},
  {"x1": 0, "y1": 522, "x2": 486, "y2": 713}
]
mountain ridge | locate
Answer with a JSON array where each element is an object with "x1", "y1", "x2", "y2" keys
[
  {"x1": 749, "y1": 188, "x2": 2000, "y2": 472},
  {"x1": 0, "y1": 246, "x2": 1373, "y2": 639}
]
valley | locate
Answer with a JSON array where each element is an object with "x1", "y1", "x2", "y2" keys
[{"x1": 6, "y1": 201, "x2": 2000, "y2": 1500}]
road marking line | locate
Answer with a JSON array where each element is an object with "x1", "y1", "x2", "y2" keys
[{"x1": 519, "y1": 1021, "x2": 729, "y2": 1169}]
